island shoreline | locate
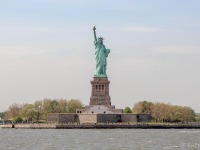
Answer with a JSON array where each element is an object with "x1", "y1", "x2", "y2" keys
[{"x1": 1, "y1": 123, "x2": 200, "y2": 129}]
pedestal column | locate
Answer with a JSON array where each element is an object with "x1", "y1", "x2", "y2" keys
[{"x1": 89, "y1": 77, "x2": 111, "y2": 107}]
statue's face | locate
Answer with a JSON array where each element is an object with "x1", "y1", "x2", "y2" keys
[{"x1": 98, "y1": 38, "x2": 103, "y2": 44}]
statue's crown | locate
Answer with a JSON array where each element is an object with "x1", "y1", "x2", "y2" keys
[{"x1": 98, "y1": 37, "x2": 104, "y2": 40}]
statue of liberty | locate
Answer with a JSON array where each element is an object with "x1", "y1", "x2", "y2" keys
[{"x1": 93, "y1": 26, "x2": 110, "y2": 77}]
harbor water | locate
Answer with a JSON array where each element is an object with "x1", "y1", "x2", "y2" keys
[{"x1": 0, "y1": 129, "x2": 200, "y2": 150}]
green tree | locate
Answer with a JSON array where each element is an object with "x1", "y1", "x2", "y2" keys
[
  {"x1": 0, "y1": 112, "x2": 4, "y2": 119},
  {"x1": 58, "y1": 99, "x2": 68, "y2": 113},
  {"x1": 169, "y1": 106, "x2": 195, "y2": 123},
  {"x1": 133, "y1": 101, "x2": 196, "y2": 123},
  {"x1": 34, "y1": 101, "x2": 43, "y2": 123},
  {"x1": 4, "y1": 98, "x2": 85, "y2": 122},
  {"x1": 181, "y1": 106, "x2": 196, "y2": 123},
  {"x1": 4, "y1": 103, "x2": 21, "y2": 121},
  {"x1": 13, "y1": 116, "x2": 23, "y2": 123},
  {"x1": 50, "y1": 100, "x2": 60, "y2": 113},
  {"x1": 19, "y1": 104, "x2": 36, "y2": 122},
  {"x1": 151, "y1": 102, "x2": 171, "y2": 122},
  {"x1": 42, "y1": 99, "x2": 52, "y2": 118},
  {"x1": 169, "y1": 105, "x2": 183, "y2": 122},
  {"x1": 150, "y1": 103, "x2": 196, "y2": 123},
  {"x1": 123, "y1": 107, "x2": 132, "y2": 113},
  {"x1": 68, "y1": 99, "x2": 84, "y2": 113},
  {"x1": 195, "y1": 113, "x2": 200, "y2": 122},
  {"x1": 132, "y1": 101, "x2": 153, "y2": 114}
]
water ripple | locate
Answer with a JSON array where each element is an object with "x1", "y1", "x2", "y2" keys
[{"x1": 0, "y1": 129, "x2": 200, "y2": 150}]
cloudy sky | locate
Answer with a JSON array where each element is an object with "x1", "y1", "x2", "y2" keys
[{"x1": 0, "y1": 0, "x2": 200, "y2": 112}]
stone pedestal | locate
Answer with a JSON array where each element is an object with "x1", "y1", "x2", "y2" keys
[{"x1": 89, "y1": 77, "x2": 114, "y2": 108}]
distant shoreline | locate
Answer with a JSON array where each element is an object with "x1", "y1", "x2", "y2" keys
[{"x1": 1, "y1": 123, "x2": 200, "y2": 129}]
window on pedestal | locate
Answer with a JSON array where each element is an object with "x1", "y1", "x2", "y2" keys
[{"x1": 96, "y1": 85, "x2": 105, "y2": 90}]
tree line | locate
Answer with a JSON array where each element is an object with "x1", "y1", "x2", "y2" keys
[
  {"x1": 0, "y1": 99, "x2": 199, "y2": 123},
  {"x1": 2, "y1": 98, "x2": 83, "y2": 123},
  {"x1": 130, "y1": 101, "x2": 197, "y2": 123}
]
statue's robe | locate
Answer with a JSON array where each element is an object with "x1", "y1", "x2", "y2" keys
[{"x1": 94, "y1": 40, "x2": 110, "y2": 75}]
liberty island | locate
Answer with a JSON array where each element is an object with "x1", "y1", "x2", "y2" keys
[
  {"x1": 46, "y1": 27, "x2": 150, "y2": 124},
  {"x1": 0, "y1": 27, "x2": 199, "y2": 129}
]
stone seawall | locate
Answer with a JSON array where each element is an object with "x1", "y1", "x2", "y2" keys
[
  {"x1": 1, "y1": 124, "x2": 200, "y2": 129},
  {"x1": 0, "y1": 124, "x2": 14, "y2": 128},
  {"x1": 15, "y1": 124, "x2": 56, "y2": 129},
  {"x1": 47, "y1": 113, "x2": 151, "y2": 124},
  {"x1": 0, "y1": 124, "x2": 56, "y2": 129}
]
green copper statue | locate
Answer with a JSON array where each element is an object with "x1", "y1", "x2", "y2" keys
[{"x1": 93, "y1": 26, "x2": 110, "y2": 77}]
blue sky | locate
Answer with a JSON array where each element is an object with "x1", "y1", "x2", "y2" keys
[{"x1": 0, "y1": 0, "x2": 200, "y2": 112}]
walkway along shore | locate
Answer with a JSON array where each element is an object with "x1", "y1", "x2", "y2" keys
[{"x1": 1, "y1": 123, "x2": 200, "y2": 129}]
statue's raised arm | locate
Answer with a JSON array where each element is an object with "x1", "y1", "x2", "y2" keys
[{"x1": 93, "y1": 26, "x2": 97, "y2": 41}]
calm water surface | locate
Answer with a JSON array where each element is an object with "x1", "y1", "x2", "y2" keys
[{"x1": 0, "y1": 129, "x2": 200, "y2": 150}]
